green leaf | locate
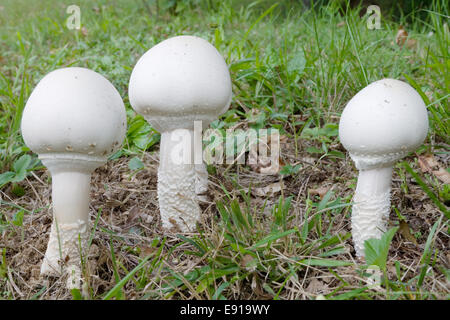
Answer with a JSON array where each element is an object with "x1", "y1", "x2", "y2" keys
[
  {"x1": 280, "y1": 164, "x2": 301, "y2": 176},
  {"x1": 318, "y1": 247, "x2": 348, "y2": 257},
  {"x1": 306, "y1": 146, "x2": 323, "y2": 154},
  {"x1": 12, "y1": 154, "x2": 31, "y2": 179},
  {"x1": 249, "y1": 228, "x2": 297, "y2": 249},
  {"x1": 364, "y1": 227, "x2": 399, "y2": 270},
  {"x1": 331, "y1": 287, "x2": 368, "y2": 300},
  {"x1": 128, "y1": 157, "x2": 144, "y2": 171},
  {"x1": 103, "y1": 254, "x2": 153, "y2": 300},
  {"x1": 212, "y1": 282, "x2": 230, "y2": 300},
  {"x1": 402, "y1": 162, "x2": 449, "y2": 219},
  {"x1": 70, "y1": 288, "x2": 84, "y2": 300},
  {"x1": 417, "y1": 216, "x2": 442, "y2": 288},
  {"x1": 12, "y1": 210, "x2": 24, "y2": 226},
  {"x1": 300, "y1": 258, "x2": 352, "y2": 267},
  {"x1": 0, "y1": 171, "x2": 15, "y2": 188}
]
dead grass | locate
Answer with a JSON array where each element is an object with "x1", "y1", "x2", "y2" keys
[{"x1": 0, "y1": 133, "x2": 448, "y2": 300}]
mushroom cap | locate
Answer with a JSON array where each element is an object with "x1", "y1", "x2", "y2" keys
[
  {"x1": 339, "y1": 78, "x2": 428, "y2": 169},
  {"x1": 128, "y1": 35, "x2": 232, "y2": 132},
  {"x1": 21, "y1": 67, "x2": 127, "y2": 160}
]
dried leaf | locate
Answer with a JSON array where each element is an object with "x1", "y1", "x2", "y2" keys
[
  {"x1": 405, "y1": 38, "x2": 417, "y2": 49},
  {"x1": 105, "y1": 199, "x2": 122, "y2": 208},
  {"x1": 248, "y1": 132, "x2": 281, "y2": 174},
  {"x1": 432, "y1": 168, "x2": 450, "y2": 184},
  {"x1": 124, "y1": 206, "x2": 141, "y2": 224},
  {"x1": 253, "y1": 181, "x2": 283, "y2": 197},
  {"x1": 395, "y1": 25, "x2": 417, "y2": 49},
  {"x1": 139, "y1": 246, "x2": 156, "y2": 259},
  {"x1": 251, "y1": 274, "x2": 273, "y2": 299},
  {"x1": 395, "y1": 25, "x2": 408, "y2": 46},
  {"x1": 418, "y1": 154, "x2": 450, "y2": 184},
  {"x1": 306, "y1": 278, "x2": 327, "y2": 294},
  {"x1": 240, "y1": 254, "x2": 257, "y2": 272},
  {"x1": 398, "y1": 220, "x2": 418, "y2": 245},
  {"x1": 80, "y1": 26, "x2": 88, "y2": 36},
  {"x1": 308, "y1": 186, "x2": 330, "y2": 199},
  {"x1": 418, "y1": 154, "x2": 439, "y2": 173}
]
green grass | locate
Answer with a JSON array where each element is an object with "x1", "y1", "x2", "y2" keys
[{"x1": 0, "y1": 0, "x2": 448, "y2": 300}]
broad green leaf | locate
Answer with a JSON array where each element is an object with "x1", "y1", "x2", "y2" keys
[
  {"x1": 364, "y1": 227, "x2": 399, "y2": 270},
  {"x1": 128, "y1": 157, "x2": 144, "y2": 171},
  {"x1": 12, "y1": 154, "x2": 31, "y2": 176},
  {"x1": 0, "y1": 171, "x2": 15, "y2": 188}
]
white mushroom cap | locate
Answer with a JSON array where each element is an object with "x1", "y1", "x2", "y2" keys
[
  {"x1": 128, "y1": 35, "x2": 232, "y2": 132},
  {"x1": 339, "y1": 78, "x2": 428, "y2": 170},
  {"x1": 21, "y1": 67, "x2": 127, "y2": 160}
]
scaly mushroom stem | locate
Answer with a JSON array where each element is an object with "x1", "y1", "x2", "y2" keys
[
  {"x1": 158, "y1": 130, "x2": 201, "y2": 232},
  {"x1": 40, "y1": 155, "x2": 103, "y2": 280},
  {"x1": 352, "y1": 165, "x2": 393, "y2": 258}
]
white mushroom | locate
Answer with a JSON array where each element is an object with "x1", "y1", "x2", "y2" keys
[
  {"x1": 339, "y1": 78, "x2": 428, "y2": 258},
  {"x1": 21, "y1": 67, "x2": 127, "y2": 282},
  {"x1": 128, "y1": 35, "x2": 232, "y2": 232}
]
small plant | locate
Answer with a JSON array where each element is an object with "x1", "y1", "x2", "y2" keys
[{"x1": 0, "y1": 154, "x2": 41, "y2": 190}]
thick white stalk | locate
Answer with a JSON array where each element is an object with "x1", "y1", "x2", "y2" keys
[
  {"x1": 352, "y1": 166, "x2": 393, "y2": 258},
  {"x1": 39, "y1": 155, "x2": 102, "y2": 288},
  {"x1": 158, "y1": 130, "x2": 201, "y2": 232}
]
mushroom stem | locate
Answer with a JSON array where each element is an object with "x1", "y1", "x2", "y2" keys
[
  {"x1": 39, "y1": 156, "x2": 102, "y2": 278},
  {"x1": 352, "y1": 165, "x2": 393, "y2": 258},
  {"x1": 158, "y1": 130, "x2": 201, "y2": 232}
]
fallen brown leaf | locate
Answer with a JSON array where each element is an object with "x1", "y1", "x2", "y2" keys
[
  {"x1": 395, "y1": 25, "x2": 408, "y2": 46},
  {"x1": 418, "y1": 154, "x2": 450, "y2": 184},
  {"x1": 240, "y1": 254, "x2": 257, "y2": 272},
  {"x1": 398, "y1": 220, "x2": 418, "y2": 245},
  {"x1": 306, "y1": 278, "x2": 328, "y2": 294},
  {"x1": 253, "y1": 181, "x2": 283, "y2": 197},
  {"x1": 308, "y1": 186, "x2": 330, "y2": 199},
  {"x1": 248, "y1": 131, "x2": 281, "y2": 174},
  {"x1": 432, "y1": 168, "x2": 450, "y2": 184},
  {"x1": 418, "y1": 154, "x2": 439, "y2": 173},
  {"x1": 395, "y1": 25, "x2": 417, "y2": 49},
  {"x1": 139, "y1": 246, "x2": 157, "y2": 258},
  {"x1": 81, "y1": 26, "x2": 88, "y2": 36}
]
